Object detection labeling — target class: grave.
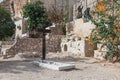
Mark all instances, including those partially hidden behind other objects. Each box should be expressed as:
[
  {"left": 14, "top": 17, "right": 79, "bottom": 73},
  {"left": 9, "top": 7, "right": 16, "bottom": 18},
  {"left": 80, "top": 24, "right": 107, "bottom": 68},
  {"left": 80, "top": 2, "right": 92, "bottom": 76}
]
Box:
[
  {"left": 34, "top": 28, "right": 75, "bottom": 70},
  {"left": 33, "top": 60, "right": 75, "bottom": 71}
]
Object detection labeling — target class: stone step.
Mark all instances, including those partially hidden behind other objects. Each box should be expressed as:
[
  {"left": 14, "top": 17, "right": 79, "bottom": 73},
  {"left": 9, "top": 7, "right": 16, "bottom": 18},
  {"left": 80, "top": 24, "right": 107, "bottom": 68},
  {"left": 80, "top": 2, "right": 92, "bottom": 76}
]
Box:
[{"left": 94, "top": 50, "right": 107, "bottom": 60}]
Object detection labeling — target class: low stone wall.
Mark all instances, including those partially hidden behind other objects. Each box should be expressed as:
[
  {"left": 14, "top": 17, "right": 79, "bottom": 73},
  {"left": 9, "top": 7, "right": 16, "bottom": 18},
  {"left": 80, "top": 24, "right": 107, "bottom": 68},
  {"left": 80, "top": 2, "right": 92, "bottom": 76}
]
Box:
[
  {"left": 61, "top": 39, "right": 96, "bottom": 57},
  {"left": 47, "top": 35, "right": 65, "bottom": 52},
  {"left": 3, "top": 35, "right": 65, "bottom": 57}
]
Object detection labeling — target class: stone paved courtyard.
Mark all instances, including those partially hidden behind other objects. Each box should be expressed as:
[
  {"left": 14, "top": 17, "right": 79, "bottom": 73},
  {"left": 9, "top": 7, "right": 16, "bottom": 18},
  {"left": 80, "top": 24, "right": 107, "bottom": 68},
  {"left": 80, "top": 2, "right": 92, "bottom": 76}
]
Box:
[{"left": 0, "top": 53, "right": 120, "bottom": 80}]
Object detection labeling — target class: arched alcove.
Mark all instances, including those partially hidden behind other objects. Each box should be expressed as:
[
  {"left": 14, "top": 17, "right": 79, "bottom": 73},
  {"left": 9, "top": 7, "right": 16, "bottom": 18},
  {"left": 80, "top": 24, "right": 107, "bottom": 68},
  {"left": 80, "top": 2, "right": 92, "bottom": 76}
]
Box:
[{"left": 64, "top": 44, "right": 67, "bottom": 52}]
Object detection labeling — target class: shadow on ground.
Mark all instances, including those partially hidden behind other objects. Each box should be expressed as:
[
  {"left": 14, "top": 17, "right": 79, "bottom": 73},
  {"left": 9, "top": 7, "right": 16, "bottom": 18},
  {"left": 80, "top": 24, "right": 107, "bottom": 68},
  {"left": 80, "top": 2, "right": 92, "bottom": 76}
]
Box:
[
  {"left": 47, "top": 56, "right": 90, "bottom": 62},
  {"left": 0, "top": 59, "right": 42, "bottom": 74},
  {"left": 0, "top": 56, "right": 97, "bottom": 74}
]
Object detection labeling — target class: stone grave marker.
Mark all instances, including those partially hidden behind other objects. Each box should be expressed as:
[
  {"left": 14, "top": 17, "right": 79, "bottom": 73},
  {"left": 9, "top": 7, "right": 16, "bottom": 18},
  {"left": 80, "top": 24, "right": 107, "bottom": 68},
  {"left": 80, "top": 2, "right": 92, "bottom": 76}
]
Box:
[{"left": 34, "top": 28, "right": 75, "bottom": 71}]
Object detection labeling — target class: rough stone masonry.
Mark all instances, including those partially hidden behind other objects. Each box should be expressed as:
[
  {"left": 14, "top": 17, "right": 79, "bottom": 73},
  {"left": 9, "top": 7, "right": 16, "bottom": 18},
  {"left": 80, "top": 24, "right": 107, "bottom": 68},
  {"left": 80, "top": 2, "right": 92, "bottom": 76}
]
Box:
[{"left": 1, "top": 35, "right": 64, "bottom": 58}]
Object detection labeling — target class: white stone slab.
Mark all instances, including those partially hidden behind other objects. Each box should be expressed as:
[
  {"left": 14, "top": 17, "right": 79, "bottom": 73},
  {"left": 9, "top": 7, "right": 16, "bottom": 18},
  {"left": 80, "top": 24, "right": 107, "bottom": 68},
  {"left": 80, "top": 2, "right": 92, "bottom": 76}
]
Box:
[{"left": 33, "top": 60, "right": 75, "bottom": 71}]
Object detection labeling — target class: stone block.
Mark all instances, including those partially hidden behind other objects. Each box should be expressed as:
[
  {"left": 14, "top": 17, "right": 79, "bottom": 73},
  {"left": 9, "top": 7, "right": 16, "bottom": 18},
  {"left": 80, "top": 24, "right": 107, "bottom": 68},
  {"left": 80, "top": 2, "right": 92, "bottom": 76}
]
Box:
[
  {"left": 97, "top": 43, "right": 108, "bottom": 51},
  {"left": 33, "top": 60, "right": 75, "bottom": 71},
  {"left": 94, "top": 50, "right": 107, "bottom": 60},
  {"left": 61, "top": 39, "right": 95, "bottom": 57}
]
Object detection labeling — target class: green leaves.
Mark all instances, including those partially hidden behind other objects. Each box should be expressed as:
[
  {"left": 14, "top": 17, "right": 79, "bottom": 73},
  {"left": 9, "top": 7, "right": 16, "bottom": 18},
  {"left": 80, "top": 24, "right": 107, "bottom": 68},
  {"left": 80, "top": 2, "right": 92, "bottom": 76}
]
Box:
[
  {"left": 23, "top": 1, "right": 52, "bottom": 31},
  {"left": 90, "top": 0, "right": 120, "bottom": 61},
  {"left": 0, "top": 5, "right": 15, "bottom": 40}
]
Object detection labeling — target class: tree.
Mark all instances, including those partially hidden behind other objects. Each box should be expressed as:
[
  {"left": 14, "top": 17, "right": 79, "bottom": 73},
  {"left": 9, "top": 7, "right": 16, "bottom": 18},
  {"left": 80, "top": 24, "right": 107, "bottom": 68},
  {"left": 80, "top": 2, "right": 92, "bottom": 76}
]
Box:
[
  {"left": 23, "top": 1, "right": 52, "bottom": 32},
  {"left": 0, "top": 5, "right": 15, "bottom": 40},
  {"left": 90, "top": 0, "right": 120, "bottom": 61},
  {"left": 46, "top": 0, "right": 70, "bottom": 35},
  {"left": 46, "top": 5, "right": 64, "bottom": 23}
]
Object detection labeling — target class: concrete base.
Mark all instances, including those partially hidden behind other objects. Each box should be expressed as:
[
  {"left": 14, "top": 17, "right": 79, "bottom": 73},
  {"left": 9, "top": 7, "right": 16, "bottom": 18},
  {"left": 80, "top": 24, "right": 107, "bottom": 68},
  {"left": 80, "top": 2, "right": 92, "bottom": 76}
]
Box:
[{"left": 33, "top": 60, "right": 75, "bottom": 71}]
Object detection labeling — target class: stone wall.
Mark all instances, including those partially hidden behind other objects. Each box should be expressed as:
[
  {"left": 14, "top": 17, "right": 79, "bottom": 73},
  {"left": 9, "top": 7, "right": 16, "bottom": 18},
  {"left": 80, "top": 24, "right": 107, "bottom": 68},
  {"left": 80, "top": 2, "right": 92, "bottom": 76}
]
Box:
[
  {"left": 13, "top": 0, "right": 29, "bottom": 18},
  {"left": 61, "top": 18, "right": 96, "bottom": 57},
  {"left": 50, "top": 24, "right": 64, "bottom": 35},
  {"left": 1, "top": 0, "right": 11, "bottom": 10},
  {"left": 61, "top": 38, "right": 96, "bottom": 57},
  {"left": 47, "top": 35, "right": 65, "bottom": 52},
  {"left": 1, "top": 0, "right": 29, "bottom": 18},
  {"left": 73, "top": 0, "right": 98, "bottom": 20},
  {"left": 2, "top": 0, "right": 98, "bottom": 21},
  {"left": 74, "top": 19, "right": 95, "bottom": 38},
  {"left": 66, "top": 18, "right": 95, "bottom": 39},
  {"left": 66, "top": 22, "right": 74, "bottom": 34},
  {"left": 1, "top": 41, "right": 14, "bottom": 45},
  {"left": 2, "top": 35, "right": 64, "bottom": 58}
]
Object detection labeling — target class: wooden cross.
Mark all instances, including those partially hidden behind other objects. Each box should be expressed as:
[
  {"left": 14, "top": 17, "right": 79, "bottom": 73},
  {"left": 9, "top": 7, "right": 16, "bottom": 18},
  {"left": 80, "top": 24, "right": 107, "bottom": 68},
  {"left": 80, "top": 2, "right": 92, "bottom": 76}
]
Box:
[{"left": 38, "top": 28, "right": 51, "bottom": 60}]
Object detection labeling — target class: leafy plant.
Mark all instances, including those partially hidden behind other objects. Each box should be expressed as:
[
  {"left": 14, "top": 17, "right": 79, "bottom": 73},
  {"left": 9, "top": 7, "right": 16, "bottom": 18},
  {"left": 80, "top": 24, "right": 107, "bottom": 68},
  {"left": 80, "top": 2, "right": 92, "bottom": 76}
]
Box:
[
  {"left": 0, "top": 5, "right": 15, "bottom": 40},
  {"left": 23, "top": 1, "right": 52, "bottom": 32},
  {"left": 90, "top": 0, "right": 120, "bottom": 61}
]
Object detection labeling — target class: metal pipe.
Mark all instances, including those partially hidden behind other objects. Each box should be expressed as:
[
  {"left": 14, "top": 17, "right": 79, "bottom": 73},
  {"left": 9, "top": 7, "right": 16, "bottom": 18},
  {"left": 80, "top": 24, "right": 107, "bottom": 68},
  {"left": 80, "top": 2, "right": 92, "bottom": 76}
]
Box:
[{"left": 42, "top": 29, "right": 46, "bottom": 60}]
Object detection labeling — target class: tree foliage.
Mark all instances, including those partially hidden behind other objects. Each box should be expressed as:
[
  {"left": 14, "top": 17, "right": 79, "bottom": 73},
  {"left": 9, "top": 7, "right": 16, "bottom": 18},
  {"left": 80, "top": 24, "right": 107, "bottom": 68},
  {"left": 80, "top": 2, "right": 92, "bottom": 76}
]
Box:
[
  {"left": 46, "top": 5, "right": 65, "bottom": 23},
  {"left": 23, "top": 1, "right": 52, "bottom": 31},
  {"left": 0, "top": 5, "right": 15, "bottom": 40},
  {"left": 90, "top": 0, "right": 120, "bottom": 61},
  {"left": 46, "top": 0, "right": 70, "bottom": 35}
]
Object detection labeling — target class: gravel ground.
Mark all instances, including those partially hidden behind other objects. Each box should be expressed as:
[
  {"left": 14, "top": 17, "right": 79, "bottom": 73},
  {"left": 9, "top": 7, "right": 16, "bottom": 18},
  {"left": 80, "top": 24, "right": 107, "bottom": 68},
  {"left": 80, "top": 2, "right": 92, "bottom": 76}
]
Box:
[{"left": 0, "top": 52, "right": 120, "bottom": 80}]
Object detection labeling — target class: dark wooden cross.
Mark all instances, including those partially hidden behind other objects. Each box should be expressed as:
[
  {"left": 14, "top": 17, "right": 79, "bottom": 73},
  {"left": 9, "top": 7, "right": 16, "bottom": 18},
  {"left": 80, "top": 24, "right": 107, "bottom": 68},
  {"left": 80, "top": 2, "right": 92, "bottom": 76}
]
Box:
[{"left": 38, "top": 28, "right": 51, "bottom": 60}]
